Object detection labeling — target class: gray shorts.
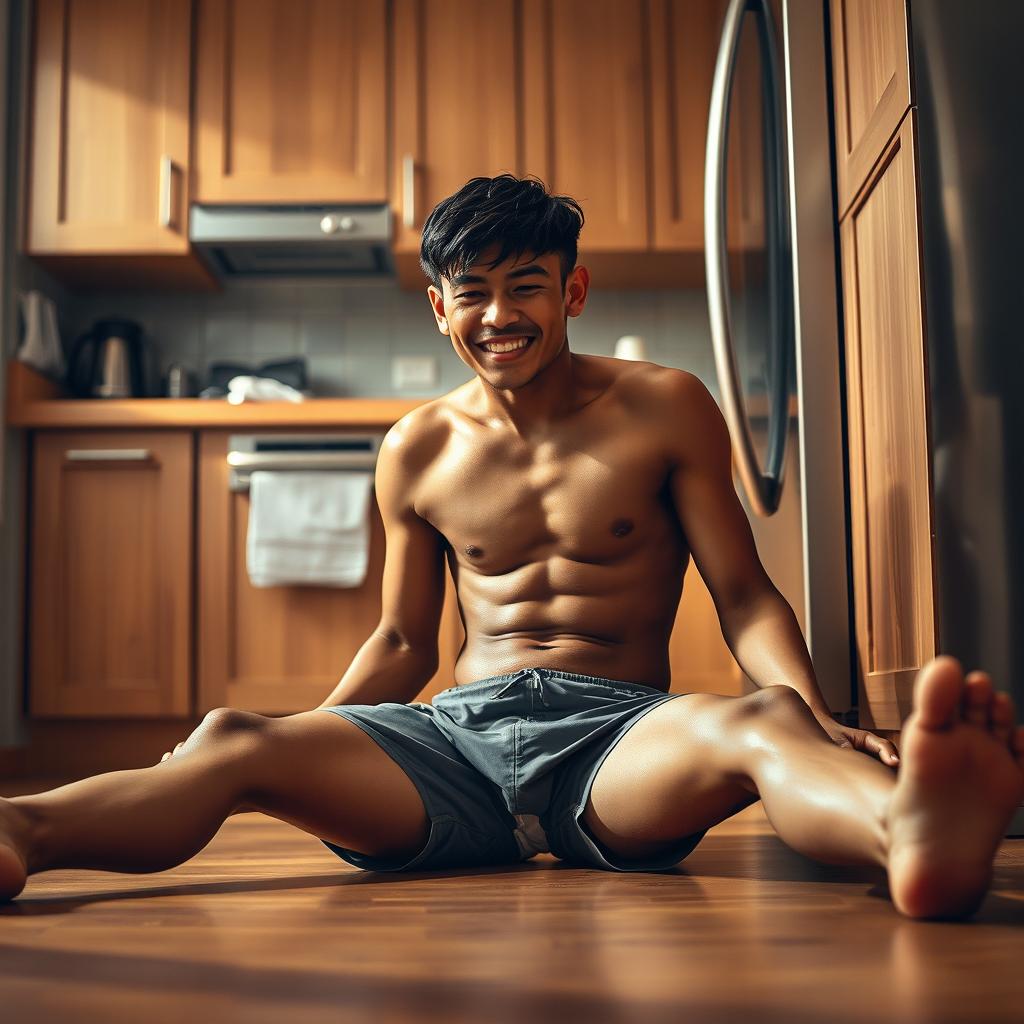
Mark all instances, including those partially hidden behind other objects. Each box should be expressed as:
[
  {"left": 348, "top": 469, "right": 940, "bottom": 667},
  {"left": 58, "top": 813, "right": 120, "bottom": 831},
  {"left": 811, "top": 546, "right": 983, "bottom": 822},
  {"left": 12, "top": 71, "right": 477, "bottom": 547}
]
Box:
[{"left": 318, "top": 667, "right": 706, "bottom": 873}]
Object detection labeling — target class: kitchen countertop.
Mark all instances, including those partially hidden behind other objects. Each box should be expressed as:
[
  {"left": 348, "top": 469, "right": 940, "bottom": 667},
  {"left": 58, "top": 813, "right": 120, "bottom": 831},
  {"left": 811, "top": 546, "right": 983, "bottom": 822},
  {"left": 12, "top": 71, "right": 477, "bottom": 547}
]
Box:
[
  {"left": 5, "top": 361, "right": 797, "bottom": 429},
  {"left": 4, "top": 362, "right": 428, "bottom": 429}
]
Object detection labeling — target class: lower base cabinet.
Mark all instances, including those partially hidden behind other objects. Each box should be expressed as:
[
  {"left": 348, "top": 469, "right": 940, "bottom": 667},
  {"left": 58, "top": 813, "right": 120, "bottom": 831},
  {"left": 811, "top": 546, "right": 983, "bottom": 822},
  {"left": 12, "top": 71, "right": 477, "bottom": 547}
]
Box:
[{"left": 28, "top": 431, "right": 193, "bottom": 717}]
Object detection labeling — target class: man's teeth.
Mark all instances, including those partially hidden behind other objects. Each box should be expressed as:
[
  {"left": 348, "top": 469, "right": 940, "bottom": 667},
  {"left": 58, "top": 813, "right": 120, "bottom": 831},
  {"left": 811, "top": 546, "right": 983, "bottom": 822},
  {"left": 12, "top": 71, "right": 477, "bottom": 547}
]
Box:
[{"left": 481, "top": 337, "right": 531, "bottom": 353}]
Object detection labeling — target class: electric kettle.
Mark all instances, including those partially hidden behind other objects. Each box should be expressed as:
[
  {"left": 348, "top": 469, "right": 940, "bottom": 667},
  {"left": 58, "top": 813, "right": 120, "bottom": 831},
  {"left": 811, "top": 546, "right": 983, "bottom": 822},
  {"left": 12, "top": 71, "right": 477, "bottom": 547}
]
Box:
[{"left": 67, "top": 319, "right": 146, "bottom": 398}]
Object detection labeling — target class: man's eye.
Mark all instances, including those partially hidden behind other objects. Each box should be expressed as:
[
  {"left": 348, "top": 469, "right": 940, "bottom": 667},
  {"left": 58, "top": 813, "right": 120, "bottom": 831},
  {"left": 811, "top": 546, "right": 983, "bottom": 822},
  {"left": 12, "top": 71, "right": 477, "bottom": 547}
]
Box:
[
  {"left": 515, "top": 286, "right": 541, "bottom": 293},
  {"left": 456, "top": 292, "right": 482, "bottom": 300}
]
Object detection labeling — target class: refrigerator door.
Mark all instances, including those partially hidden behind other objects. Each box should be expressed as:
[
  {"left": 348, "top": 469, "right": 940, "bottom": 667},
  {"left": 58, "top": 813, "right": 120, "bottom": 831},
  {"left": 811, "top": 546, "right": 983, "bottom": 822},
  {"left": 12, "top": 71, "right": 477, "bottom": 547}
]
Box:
[
  {"left": 704, "top": 0, "right": 852, "bottom": 713},
  {"left": 910, "top": 0, "right": 1024, "bottom": 713}
]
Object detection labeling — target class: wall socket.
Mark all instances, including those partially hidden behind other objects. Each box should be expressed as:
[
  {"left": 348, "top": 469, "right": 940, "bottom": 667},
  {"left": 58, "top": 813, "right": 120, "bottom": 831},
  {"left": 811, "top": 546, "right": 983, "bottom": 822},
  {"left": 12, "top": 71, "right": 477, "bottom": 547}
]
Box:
[{"left": 391, "top": 355, "right": 439, "bottom": 390}]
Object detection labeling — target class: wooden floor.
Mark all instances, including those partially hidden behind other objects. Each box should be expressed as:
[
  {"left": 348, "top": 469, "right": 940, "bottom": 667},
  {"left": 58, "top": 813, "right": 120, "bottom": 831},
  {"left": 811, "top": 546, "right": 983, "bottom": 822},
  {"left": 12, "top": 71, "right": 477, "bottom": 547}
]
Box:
[{"left": 2, "top": 797, "right": 1024, "bottom": 1023}]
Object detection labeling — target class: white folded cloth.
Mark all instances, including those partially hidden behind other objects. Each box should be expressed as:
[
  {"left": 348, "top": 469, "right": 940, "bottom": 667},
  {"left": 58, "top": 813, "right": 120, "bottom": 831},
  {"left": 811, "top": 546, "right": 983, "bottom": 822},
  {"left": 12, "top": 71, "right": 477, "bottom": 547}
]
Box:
[
  {"left": 228, "top": 375, "right": 306, "bottom": 403},
  {"left": 246, "top": 470, "right": 374, "bottom": 588}
]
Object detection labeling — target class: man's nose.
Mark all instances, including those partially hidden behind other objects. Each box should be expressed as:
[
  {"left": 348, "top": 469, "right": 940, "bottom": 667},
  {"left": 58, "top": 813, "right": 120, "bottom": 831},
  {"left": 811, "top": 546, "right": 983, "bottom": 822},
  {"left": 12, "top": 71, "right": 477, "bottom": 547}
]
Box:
[{"left": 481, "top": 295, "right": 519, "bottom": 329}]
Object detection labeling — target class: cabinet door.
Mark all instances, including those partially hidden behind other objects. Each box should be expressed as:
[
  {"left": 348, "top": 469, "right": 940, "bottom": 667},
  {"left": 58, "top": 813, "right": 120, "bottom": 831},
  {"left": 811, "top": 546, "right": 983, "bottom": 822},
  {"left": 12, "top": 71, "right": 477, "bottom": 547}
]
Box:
[
  {"left": 391, "top": 0, "right": 521, "bottom": 280},
  {"left": 648, "top": 0, "right": 722, "bottom": 251},
  {"left": 668, "top": 566, "right": 743, "bottom": 697},
  {"left": 520, "top": 0, "right": 648, "bottom": 252},
  {"left": 830, "top": 0, "right": 912, "bottom": 217},
  {"left": 840, "top": 112, "right": 935, "bottom": 730},
  {"left": 29, "top": 432, "right": 193, "bottom": 718},
  {"left": 28, "top": 0, "right": 192, "bottom": 254},
  {"left": 194, "top": 0, "right": 387, "bottom": 203},
  {"left": 197, "top": 431, "right": 460, "bottom": 714}
]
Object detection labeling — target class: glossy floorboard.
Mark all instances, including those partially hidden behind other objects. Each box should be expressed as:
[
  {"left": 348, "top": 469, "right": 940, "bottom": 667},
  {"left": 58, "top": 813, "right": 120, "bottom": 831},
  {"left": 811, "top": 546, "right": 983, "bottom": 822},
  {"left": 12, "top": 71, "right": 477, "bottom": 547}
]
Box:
[{"left": 1, "top": 792, "right": 1023, "bottom": 1023}]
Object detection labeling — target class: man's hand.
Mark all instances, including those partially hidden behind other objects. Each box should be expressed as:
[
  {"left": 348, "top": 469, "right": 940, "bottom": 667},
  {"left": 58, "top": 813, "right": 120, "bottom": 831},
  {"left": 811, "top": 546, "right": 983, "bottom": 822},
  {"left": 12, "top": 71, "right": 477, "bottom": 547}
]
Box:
[
  {"left": 813, "top": 713, "right": 901, "bottom": 768},
  {"left": 158, "top": 741, "right": 185, "bottom": 764}
]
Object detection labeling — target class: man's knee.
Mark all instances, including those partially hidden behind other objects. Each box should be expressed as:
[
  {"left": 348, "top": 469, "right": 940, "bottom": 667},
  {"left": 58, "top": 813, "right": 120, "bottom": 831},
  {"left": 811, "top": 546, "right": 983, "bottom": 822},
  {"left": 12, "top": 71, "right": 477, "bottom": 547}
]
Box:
[
  {"left": 723, "top": 685, "right": 815, "bottom": 727},
  {"left": 188, "top": 707, "right": 268, "bottom": 748}
]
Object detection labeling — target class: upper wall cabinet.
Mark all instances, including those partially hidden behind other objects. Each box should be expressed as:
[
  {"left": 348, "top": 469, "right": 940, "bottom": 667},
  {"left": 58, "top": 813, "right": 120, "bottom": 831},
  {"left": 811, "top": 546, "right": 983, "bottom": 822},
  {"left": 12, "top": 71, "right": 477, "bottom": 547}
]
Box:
[
  {"left": 27, "top": 0, "right": 213, "bottom": 286},
  {"left": 521, "top": 0, "right": 648, "bottom": 252},
  {"left": 391, "top": 0, "right": 522, "bottom": 282},
  {"left": 829, "top": 0, "right": 913, "bottom": 217},
  {"left": 648, "top": 0, "right": 723, "bottom": 252},
  {"left": 194, "top": 0, "right": 387, "bottom": 204}
]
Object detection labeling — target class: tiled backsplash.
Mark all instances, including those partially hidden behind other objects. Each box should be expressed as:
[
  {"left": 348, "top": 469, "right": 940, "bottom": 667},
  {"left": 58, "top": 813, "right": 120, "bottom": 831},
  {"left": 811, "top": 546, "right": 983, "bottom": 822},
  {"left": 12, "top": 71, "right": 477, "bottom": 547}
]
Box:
[{"left": 65, "top": 280, "right": 718, "bottom": 399}]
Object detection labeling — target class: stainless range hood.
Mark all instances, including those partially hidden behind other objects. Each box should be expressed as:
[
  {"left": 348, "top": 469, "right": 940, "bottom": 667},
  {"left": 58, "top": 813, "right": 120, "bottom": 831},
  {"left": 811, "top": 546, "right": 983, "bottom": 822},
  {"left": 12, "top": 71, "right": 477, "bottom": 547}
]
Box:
[{"left": 189, "top": 205, "right": 393, "bottom": 278}]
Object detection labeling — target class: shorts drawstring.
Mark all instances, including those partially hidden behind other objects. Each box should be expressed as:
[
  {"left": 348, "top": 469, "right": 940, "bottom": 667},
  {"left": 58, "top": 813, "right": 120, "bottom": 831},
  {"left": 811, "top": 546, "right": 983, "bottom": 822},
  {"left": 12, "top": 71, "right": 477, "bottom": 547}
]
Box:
[
  {"left": 531, "top": 668, "right": 551, "bottom": 708},
  {"left": 493, "top": 668, "right": 551, "bottom": 708}
]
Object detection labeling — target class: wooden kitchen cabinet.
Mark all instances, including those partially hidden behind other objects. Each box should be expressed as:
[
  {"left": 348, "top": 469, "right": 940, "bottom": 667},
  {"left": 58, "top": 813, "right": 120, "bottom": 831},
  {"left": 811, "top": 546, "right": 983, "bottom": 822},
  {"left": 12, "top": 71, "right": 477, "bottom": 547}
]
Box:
[
  {"left": 196, "top": 431, "right": 463, "bottom": 714},
  {"left": 194, "top": 0, "right": 387, "bottom": 204},
  {"left": 830, "top": 0, "right": 913, "bottom": 217},
  {"left": 839, "top": 111, "right": 936, "bottom": 730},
  {"left": 28, "top": 431, "right": 193, "bottom": 718},
  {"left": 391, "top": 0, "right": 522, "bottom": 286},
  {"left": 520, "top": 0, "right": 648, "bottom": 253},
  {"left": 648, "top": 0, "right": 723, "bottom": 252},
  {"left": 27, "top": 0, "right": 213, "bottom": 288}
]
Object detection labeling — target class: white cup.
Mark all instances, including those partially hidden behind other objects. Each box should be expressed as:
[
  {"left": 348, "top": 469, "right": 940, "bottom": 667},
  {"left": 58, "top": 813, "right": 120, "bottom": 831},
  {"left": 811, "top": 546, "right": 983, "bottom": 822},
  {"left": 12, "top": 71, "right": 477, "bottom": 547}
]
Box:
[{"left": 614, "top": 335, "right": 647, "bottom": 361}]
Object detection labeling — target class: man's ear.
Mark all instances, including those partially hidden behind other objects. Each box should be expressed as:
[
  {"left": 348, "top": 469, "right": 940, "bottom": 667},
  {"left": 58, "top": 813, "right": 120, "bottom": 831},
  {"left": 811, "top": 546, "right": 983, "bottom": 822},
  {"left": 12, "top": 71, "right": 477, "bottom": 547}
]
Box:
[
  {"left": 427, "top": 285, "right": 450, "bottom": 336},
  {"left": 564, "top": 265, "right": 590, "bottom": 318}
]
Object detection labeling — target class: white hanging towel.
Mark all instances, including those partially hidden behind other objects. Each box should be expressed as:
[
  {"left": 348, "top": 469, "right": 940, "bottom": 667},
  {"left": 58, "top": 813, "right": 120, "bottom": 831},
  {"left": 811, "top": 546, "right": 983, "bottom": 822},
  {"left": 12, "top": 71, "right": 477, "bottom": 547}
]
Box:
[{"left": 246, "top": 470, "right": 374, "bottom": 588}]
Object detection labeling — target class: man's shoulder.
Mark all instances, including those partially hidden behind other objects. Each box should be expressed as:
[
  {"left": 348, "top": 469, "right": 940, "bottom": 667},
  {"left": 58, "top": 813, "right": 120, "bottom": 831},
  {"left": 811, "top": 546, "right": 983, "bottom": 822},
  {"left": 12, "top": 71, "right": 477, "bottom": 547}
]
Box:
[
  {"left": 612, "top": 361, "right": 713, "bottom": 417},
  {"left": 380, "top": 383, "right": 473, "bottom": 470}
]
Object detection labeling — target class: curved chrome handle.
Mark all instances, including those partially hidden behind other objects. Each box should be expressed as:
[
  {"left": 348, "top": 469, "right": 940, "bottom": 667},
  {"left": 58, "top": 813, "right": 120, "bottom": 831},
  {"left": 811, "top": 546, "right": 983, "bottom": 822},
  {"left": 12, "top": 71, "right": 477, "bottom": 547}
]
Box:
[
  {"left": 402, "top": 154, "right": 416, "bottom": 230},
  {"left": 704, "top": 0, "right": 789, "bottom": 517}
]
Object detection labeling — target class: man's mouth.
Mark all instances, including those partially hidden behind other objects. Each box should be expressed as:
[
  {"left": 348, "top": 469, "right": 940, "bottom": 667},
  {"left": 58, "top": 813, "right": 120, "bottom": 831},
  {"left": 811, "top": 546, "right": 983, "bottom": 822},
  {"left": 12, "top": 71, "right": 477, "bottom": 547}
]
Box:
[{"left": 476, "top": 336, "right": 534, "bottom": 355}]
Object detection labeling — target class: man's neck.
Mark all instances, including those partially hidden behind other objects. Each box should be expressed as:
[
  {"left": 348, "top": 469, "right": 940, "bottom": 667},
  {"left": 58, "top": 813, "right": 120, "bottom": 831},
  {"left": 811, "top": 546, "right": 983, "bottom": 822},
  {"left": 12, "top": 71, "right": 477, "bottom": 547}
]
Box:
[{"left": 473, "top": 345, "right": 582, "bottom": 438}]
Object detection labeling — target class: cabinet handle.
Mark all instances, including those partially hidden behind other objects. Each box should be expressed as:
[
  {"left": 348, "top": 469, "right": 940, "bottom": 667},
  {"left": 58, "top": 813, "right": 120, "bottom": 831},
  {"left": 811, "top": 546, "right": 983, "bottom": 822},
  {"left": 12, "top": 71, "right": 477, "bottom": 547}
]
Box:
[
  {"left": 402, "top": 154, "right": 416, "bottom": 230},
  {"left": 65, "top": 449, "right": 154, "bottom": 463},
  {"left": 159, "top": 156, "right": 176, "bottom": 230}
]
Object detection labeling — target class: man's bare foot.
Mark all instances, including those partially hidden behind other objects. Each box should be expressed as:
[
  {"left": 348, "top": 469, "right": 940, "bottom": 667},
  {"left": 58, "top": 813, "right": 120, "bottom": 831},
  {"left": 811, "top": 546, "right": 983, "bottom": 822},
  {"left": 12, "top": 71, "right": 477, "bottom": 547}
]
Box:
[
  {"left": 886, "top": 655, "right": 1024, "bottom": 919},
  {"left": 0, "top": 798, "right": 30, "bottom": 901}
]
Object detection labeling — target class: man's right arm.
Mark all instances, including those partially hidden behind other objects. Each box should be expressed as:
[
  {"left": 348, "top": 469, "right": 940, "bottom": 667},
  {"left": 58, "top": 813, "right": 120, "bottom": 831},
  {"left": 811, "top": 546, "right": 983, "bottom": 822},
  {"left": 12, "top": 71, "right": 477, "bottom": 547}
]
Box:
[{"left": 315, "top": 413, "right": 447, "bottom": 709}]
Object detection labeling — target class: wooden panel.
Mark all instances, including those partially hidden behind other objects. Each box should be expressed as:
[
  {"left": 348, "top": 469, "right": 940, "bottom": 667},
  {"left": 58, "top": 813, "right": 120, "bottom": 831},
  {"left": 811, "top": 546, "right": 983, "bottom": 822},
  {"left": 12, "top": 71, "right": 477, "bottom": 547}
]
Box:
[
  {"left": 647, "top": 0, "right": 721, "bottom": 251},
  {"left": 839, "top": 112, "right": 935, "bottom": 730},
  {"left": 197, "top": 431, "right": 460, "bottom": 714},
  {"left": 830, "top": 0, "right": 912, "bottom": 217},
  {"left": 29, "top": 431, "right": 193, "bottom": 717},
  {"left": 521, "top": 0, "right": 648, "bottom": 251},
  {"left": 28, "top": 0, "right": 193, "bottom": 253},
  {"left": 391, "top": 0, "right": 520, "bottom": 253},
  {"left": 668, "top": 564, "right": 743, "bottom": 697},
  {"left": 194, "top": 0, "right": 387, "bottom": 203}
]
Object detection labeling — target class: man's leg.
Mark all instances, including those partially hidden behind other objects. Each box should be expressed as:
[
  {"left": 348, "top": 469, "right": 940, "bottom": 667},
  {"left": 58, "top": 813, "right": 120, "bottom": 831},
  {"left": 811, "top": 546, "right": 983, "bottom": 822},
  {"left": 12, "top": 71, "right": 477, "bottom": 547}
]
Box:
[
  {"left": 0, "top": 709, "right": 432, "bottom": 900},
  {"left": 583, "top": 657, "right": 1024, "bottom": 918}
]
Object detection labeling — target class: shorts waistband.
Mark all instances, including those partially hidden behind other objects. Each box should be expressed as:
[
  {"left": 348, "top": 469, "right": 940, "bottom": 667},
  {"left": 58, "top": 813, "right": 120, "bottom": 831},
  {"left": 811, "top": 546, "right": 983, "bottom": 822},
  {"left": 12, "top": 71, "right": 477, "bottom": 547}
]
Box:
[{"left": 435, "top": 667, "right": 669, "bottom": 698}]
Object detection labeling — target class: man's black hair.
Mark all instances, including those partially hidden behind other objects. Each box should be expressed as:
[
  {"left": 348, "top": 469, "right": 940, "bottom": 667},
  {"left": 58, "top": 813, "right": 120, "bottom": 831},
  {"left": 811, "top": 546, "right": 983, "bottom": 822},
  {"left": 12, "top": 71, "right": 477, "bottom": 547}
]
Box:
[{"left": 419, "top": 174, "right": 584, "bottom": 291}]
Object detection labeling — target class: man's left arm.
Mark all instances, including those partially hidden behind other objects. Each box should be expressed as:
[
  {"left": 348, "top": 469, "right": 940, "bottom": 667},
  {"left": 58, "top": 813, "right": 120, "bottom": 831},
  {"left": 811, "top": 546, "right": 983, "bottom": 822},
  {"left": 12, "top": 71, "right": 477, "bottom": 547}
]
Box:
[{"left": 661, "top": 370, "right": 899, "bottom": 767}]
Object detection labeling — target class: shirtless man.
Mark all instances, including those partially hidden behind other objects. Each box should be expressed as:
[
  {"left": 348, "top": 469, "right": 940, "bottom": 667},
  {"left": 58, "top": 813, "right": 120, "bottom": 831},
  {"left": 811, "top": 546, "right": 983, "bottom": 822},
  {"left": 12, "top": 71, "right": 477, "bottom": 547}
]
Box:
[{"left": 1, "top": 175, "right": 1022, "bottom": 918}]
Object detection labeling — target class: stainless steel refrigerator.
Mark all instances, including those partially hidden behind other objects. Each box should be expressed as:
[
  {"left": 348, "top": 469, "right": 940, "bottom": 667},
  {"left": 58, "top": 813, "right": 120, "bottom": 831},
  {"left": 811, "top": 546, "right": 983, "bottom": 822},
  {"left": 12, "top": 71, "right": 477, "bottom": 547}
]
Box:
[
  {"left": 704, "top": 0, "right": 853, "bottom": 717},
  {"left": 706, "top": 0, "right": 1024, "bottom": 835},
  {"left": 908, "top": 0, "right": 1024, "bottom": 716}
]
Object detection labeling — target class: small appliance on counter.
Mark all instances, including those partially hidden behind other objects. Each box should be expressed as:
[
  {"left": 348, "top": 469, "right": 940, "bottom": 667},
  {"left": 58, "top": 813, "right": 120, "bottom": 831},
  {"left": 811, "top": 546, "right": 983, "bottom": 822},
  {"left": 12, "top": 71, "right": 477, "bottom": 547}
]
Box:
[
  {"left": 163, "top": 363, "right": 196, "bottom": 398},
  {"left": 66, "top": 318, "right": 147, "bottom": 398}
]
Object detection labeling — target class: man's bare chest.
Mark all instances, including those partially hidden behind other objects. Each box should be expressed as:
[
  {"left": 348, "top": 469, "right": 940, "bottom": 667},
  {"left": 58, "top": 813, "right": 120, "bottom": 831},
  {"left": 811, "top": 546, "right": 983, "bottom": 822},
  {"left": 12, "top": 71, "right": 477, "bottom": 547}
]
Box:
[{"left": 415, "top": 430, "right": 682, "bottom": 575}]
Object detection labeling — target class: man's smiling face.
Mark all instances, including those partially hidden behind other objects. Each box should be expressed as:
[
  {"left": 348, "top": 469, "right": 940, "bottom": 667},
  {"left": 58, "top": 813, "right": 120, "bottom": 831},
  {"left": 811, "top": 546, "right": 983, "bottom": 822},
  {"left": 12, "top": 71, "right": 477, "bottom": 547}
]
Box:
[{"left": 427, "top": 247, "right": 589, "bottom": 390}]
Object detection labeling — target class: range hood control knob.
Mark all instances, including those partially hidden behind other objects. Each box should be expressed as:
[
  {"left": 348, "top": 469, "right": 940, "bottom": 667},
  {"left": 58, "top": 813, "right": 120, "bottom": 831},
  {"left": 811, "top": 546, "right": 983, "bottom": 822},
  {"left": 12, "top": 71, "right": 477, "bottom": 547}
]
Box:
[{"left": 320, "top": 214, "right": 356, "bottom": 234}]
